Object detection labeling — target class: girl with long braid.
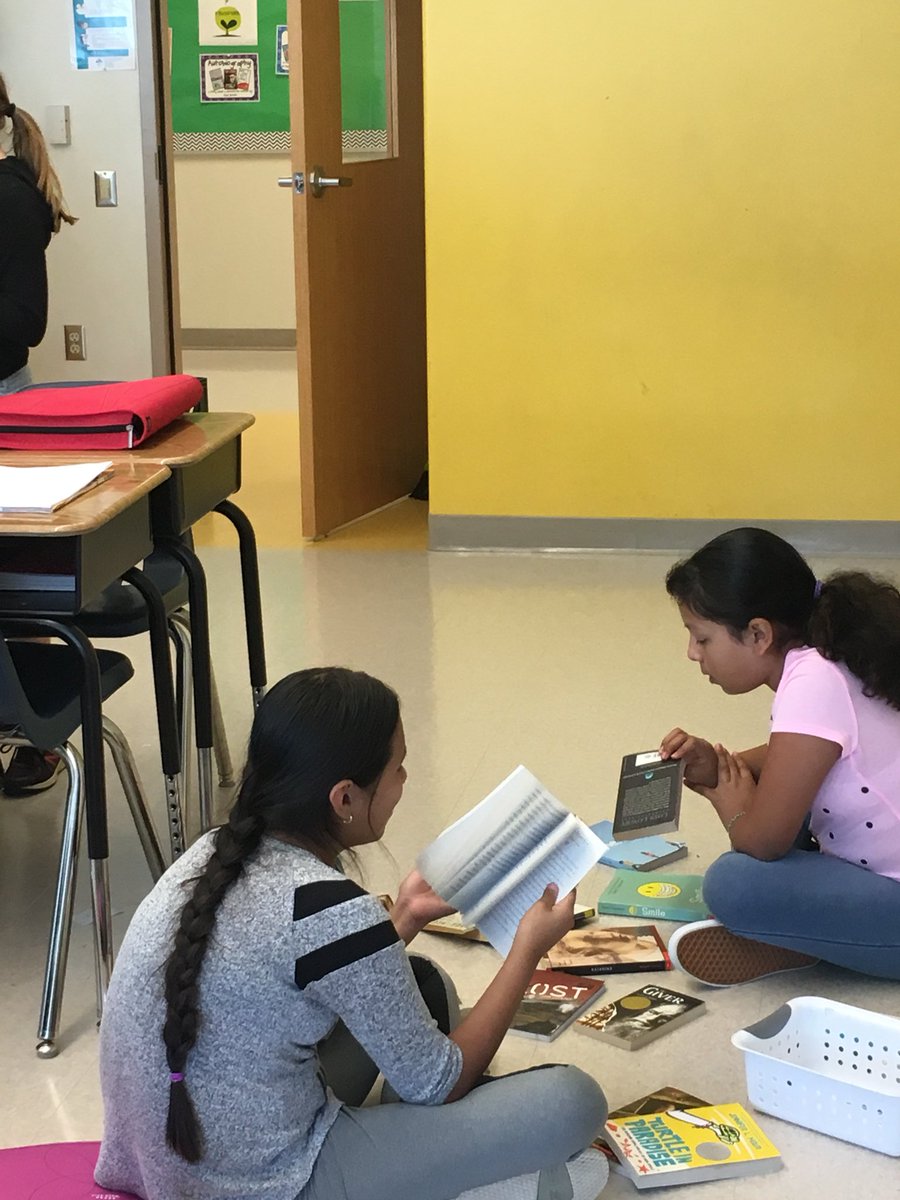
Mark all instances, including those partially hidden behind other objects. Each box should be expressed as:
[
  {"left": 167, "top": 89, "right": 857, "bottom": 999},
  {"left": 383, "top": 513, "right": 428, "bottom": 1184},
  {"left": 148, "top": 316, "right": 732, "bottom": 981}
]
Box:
[
  {"left": 96, "top": 668, "right": 609, "bottom": 1200},
  {"left": 658, "top": 528, "right": 900, "bottom": 986}
]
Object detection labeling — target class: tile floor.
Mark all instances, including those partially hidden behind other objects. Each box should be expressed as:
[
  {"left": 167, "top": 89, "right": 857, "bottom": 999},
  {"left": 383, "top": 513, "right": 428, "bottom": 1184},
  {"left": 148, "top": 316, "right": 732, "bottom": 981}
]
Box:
[{"left": 1, "top": 351, "right": 898, "bottom": 1196}]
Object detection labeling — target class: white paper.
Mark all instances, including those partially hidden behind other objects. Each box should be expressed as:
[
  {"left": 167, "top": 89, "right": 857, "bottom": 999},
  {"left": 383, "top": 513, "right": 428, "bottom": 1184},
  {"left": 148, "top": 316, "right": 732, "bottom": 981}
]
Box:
[
  {"left": 71, "top": 0, "right": 136, "bottom": 72},
  {"left": 198, "top": 0, "right": 258, "bottom": 46},
  {"left": 0, "top": 461, "right": 113, "bottom": 513},
  {"left": 417, "top": 766, "right": 607, "bottom": 956}
]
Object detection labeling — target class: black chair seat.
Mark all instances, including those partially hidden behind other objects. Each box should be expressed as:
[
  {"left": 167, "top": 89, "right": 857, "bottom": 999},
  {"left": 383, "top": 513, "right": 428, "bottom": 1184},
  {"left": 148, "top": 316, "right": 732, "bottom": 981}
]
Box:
[
  {"left": 1, "top": 643, "right": 133, "bottom": 747},
  {"left": 74, "top": 551, "right": 189, "bottom": 638}
]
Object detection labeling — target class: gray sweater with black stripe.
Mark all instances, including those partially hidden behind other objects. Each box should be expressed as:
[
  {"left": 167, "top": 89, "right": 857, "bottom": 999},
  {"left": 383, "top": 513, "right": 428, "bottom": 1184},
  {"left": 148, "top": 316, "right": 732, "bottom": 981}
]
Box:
[{"left": 95, "top": 833, "right": 462, "bottom": 1199}]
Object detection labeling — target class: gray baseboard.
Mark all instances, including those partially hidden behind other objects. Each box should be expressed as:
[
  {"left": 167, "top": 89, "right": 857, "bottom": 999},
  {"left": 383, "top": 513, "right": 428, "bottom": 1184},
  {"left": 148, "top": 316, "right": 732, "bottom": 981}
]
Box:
[
  {"left": 181, "top": 328, "right": 296, "bottom": 351},
  {"left": 428, "top": 515, "right": 900, "bottom": 556}
]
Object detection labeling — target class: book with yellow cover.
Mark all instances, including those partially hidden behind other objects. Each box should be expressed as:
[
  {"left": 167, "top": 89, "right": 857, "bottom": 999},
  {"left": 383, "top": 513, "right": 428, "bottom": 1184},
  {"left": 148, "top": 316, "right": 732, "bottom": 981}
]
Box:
[{"left": 603, "top": 1103, "right": 782, "bottom": 1188}]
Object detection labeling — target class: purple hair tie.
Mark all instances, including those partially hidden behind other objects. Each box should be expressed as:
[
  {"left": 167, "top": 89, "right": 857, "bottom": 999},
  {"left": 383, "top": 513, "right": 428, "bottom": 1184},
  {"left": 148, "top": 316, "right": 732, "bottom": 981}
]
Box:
[
  {"left": 814, "top": 579, "right": 823, "bottom": 600},
  {"left": 169, "top": 1072, "right": 184, "bottom": 1083}
]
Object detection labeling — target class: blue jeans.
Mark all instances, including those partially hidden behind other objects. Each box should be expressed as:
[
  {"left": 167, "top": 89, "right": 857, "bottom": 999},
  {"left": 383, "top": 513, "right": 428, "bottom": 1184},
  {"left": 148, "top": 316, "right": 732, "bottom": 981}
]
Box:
[
  {"left": 704, "top": 850, "right": 900, "bottom": 979},
  {"left": 0, "top": 364, "right": 32, "bottom": 394}
]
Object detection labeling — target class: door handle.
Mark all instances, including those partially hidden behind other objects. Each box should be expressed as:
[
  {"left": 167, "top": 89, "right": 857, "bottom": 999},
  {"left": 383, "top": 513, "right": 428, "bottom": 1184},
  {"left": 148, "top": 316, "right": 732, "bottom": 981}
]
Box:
[
  {"left": 309, "top": 166, "right": 352, "bottom": 199},
  {"left": 276, "top": 173, "right": 305, "bottom": 194}
]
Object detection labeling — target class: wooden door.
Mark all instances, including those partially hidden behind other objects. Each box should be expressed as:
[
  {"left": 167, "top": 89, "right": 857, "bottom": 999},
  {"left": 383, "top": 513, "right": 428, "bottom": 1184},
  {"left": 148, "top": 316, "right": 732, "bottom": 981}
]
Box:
[{"left": 287, "top": 0, "right": 427, "bottom": 538}]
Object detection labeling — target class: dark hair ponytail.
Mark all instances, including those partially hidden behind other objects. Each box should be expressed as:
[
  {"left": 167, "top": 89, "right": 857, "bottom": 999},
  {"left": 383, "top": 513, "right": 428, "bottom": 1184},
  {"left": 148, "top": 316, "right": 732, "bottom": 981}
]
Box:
[
  {"left": 163, "top": 811, "right": 264, "bottom": 1162},
  {"left": 666, "top": 527, "right": 900, "bottom": 709},
  {"left": 809, "top": 572, "right": 900, "bottom": 710},
  {"left": 161, "top": 667, "right": 400, "bottom": 1162}
]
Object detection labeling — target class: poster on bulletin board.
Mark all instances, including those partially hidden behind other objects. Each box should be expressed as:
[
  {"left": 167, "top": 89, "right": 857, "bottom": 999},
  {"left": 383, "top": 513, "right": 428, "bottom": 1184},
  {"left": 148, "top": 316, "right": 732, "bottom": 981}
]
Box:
[{"left": 170, "top": 0, "right": 288, "bottom": 153}]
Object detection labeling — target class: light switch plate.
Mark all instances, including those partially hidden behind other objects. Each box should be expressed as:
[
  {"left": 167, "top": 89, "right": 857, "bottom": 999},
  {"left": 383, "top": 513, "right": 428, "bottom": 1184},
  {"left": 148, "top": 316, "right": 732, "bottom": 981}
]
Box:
[{"left": 94, "top": 170, "right": 118, "bottom": 208}]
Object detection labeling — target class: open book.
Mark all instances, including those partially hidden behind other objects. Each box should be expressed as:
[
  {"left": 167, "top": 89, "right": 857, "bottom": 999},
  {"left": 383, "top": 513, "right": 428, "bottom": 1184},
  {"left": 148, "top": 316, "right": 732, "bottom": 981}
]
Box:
[
  {"left": 0, "top": 461, "right": 113, "bottom": 513},
  {"left": 417, "top": 766, "right": 607, "bottom": 955}
]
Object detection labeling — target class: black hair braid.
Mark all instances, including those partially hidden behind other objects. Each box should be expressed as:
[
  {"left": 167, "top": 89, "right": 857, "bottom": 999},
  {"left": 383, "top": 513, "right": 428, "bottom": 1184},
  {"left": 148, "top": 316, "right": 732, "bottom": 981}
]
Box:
[
  {"left": 810, "top": 571, "right": 900, "bottom": 710},
  {"left": 162, "top": 811, "right": 264, "bottom": 1162}
]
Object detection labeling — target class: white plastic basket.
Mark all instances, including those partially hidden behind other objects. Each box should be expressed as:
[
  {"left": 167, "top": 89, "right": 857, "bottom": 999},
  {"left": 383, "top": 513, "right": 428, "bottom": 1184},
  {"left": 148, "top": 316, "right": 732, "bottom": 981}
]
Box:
[{"left": 731, "top": 996, "right": 900, "bottom": 1156}]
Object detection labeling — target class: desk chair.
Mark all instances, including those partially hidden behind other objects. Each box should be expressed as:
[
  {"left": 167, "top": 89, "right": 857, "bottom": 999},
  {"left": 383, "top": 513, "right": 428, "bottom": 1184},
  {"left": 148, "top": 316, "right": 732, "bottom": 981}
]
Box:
[
  {"left": 0, "top": 619, "right": 164, "bottom": 1058},
  {"left": 73, "top": 547, "right": 235, "bottom": 851}
]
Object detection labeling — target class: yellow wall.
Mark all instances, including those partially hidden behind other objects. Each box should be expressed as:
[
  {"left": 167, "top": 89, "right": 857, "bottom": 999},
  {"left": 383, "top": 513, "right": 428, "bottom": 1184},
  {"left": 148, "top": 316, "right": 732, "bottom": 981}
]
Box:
[{"left": 424, "top": 0, "right": 900, "bottom": 521}]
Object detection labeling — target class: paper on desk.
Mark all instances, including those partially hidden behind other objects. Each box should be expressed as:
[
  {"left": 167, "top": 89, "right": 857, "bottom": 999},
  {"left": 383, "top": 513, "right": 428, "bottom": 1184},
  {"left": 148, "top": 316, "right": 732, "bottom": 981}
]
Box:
[{"left": 0, "top": 461, "right": 113, "bottom": 513}]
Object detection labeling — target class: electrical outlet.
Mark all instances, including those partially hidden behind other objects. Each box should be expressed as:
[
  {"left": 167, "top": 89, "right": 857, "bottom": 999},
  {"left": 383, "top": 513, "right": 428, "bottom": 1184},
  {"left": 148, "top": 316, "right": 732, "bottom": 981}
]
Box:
[{"left": 64, "top": 324, "right": 86, "bottom": 361}]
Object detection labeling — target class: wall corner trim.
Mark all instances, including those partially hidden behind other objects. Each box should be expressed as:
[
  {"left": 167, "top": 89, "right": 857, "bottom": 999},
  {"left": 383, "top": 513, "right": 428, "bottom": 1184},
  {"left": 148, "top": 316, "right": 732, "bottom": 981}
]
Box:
[{"left": 428, "top": 515, "right": 900, "bottom": 557}]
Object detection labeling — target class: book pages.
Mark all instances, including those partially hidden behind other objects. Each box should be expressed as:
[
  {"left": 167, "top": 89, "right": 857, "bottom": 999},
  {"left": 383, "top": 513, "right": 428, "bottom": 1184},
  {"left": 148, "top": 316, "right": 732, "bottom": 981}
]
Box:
[{"left": 417, "top": 765, "right": 607, "bottom": 956}]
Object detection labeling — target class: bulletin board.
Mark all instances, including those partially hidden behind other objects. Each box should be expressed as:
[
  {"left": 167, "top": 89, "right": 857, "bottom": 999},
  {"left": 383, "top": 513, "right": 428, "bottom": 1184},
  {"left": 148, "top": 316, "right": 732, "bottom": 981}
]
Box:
[
  {"left": 169, "top": 1, "right": 390, "bottom": 156},
  {"left": 170, "top": 0, "right": 290, "bottom": 154}
]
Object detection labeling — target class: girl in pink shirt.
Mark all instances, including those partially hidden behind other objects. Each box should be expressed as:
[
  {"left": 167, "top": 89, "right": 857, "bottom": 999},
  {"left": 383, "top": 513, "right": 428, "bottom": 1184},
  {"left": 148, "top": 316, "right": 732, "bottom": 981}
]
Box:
[{"left": 659, "top": 526, "right": 900, "bottom": 986}]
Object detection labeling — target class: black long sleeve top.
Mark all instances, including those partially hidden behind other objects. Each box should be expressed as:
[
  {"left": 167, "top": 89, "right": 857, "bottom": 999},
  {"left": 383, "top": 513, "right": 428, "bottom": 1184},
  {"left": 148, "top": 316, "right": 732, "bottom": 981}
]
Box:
[{"left": 0, "top": 157, "right": 54, "bottom": 381}]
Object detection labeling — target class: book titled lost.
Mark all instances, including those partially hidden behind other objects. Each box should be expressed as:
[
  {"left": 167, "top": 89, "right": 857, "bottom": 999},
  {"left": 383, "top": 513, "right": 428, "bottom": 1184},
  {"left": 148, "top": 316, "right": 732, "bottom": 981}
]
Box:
[
  {"left": 576, "top": 983, "right": 705, "bottom": 1049},
  {"left": 509, "top": 969, "right": 606, "bottom": 1041},
  {"left": 603, "top": 1102, "right": 782, "bottom": 1188},
  {"left": 597, "top": 870, "right": 709, "bottom": 924},
  {"left": 417, "top": 766, "right": 606, "bottom": 956}
]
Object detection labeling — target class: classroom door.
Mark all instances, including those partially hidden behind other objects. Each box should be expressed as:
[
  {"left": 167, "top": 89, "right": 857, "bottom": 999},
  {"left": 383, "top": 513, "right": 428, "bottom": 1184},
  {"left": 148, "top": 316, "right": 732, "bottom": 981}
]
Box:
[{"left": 285, "top": 0, "right": 427, "bottom": 538}]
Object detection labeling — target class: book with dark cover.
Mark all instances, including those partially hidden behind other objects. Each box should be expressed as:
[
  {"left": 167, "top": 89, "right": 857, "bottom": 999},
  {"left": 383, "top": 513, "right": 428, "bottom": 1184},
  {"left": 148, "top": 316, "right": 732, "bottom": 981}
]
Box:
[
  {"left": 603, "top": 1102, "right": 782, "bottom": 1188},
  {"left": 576, "top": 983, "right": 705, "bottom": 1050},
  {"left": 596, "top": 870, "right": 709, "bottom": 924},
  {"left": 612, "top": 751, "right": 684, "bottom": 841},
  {"left": 593, "top": 1086, "right": 710, "bottom": 1161},
  {"left": 544, "top": 924, "right": 670, "bottom": 975},
  {"left": 508, "top": 969, "right": 606, "bottom": 1041}
]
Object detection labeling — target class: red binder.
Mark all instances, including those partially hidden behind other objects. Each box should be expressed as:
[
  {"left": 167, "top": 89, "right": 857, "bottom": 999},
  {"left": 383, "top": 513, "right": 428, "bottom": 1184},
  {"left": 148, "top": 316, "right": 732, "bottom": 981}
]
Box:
[{"left": 0, "top": 375, "right": 203, "bottom": 450}]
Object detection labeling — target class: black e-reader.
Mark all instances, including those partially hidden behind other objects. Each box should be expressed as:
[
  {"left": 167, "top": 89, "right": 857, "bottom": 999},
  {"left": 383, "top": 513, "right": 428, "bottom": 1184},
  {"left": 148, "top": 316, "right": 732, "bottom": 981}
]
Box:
[{"left": 612, "top": 751, "right": 684, "bottom": 841}]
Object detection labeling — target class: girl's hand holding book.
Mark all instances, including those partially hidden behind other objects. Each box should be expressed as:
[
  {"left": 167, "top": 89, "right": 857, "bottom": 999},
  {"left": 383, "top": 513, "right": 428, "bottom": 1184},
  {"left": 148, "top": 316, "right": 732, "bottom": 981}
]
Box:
[
  {"left": 512, "top": 884, "right": 576, "bottom": 962},
  {"left": 659, "top": 728, "right": 719, "bottom": 790},
  {"left": 392, "top": 868, "right": 457, "bottom": 943}
]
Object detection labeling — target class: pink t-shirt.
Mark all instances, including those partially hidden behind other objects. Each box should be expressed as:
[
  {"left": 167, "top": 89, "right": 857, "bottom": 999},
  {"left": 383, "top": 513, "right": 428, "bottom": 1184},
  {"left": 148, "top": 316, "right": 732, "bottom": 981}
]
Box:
[{"left": 770, "top": 647, "right": 900, "bottom": 881}]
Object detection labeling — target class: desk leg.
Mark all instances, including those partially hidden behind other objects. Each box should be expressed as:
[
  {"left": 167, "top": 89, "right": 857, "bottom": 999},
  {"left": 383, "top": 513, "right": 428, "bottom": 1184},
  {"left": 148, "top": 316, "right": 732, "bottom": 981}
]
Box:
[
  {"left": 159, "top": 540, "right": 215, "bottom": 833},
  {"left": 123, "top": 568, "right": 186, "bottom": 860},
  {"left": 7, "top": 619, "right": 112, "bottom": 1048},
  {"left": 90, "top": 856, "right": 113, "bottom": 1026},
  {"left": 35, "top": 741, "right": 83, "bottom": 1059},
  {"left": 214, "top": 500, "right": 268, "bottom": 709}
]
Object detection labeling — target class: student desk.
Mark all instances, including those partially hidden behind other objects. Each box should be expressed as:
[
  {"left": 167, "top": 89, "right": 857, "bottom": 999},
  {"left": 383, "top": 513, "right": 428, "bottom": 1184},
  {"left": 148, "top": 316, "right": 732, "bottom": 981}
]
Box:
[
  {"left": 0, "top": 412, "right": 265, "bottom": 832},
  {"left": 0, "top": 460, "right": 175, "bottom": 1033},
  {"left": 104, "top": 412, "right": 263, "bottom": 831}
]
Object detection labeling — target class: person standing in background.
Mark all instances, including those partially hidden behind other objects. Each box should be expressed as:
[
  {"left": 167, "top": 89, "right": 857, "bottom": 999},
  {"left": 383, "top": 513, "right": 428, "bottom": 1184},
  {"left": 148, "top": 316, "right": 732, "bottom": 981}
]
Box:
[
  {"left": 0, "top": 72, "right": 75, "bottom": 396},
  {"left": 0, "top": 72, "right": 76, "bottom": 793}
]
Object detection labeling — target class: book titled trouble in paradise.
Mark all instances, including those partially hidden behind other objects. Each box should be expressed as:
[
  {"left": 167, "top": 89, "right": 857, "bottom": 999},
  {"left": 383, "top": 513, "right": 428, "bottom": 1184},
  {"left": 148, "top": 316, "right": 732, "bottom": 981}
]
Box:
[{"left": 603, "top": 1102, "right": 782, "bottom": 1188}]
